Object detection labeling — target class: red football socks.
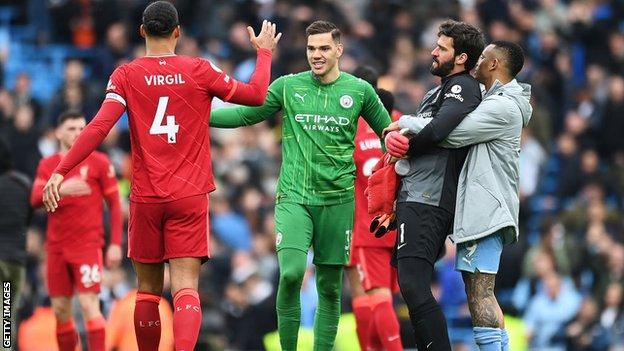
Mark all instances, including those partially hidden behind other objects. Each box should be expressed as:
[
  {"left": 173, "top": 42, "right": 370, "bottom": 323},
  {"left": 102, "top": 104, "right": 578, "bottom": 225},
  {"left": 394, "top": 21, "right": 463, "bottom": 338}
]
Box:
[
  {"left": 135, "top": 291, "right": 162, "bottom": 351},
  {"left": 370, "top": 293, "right": 403, "bottom": 351},
  {"left": 86, "top": 315, "right": 106, "bottom": 351},
  {"left": 353, "top": 295, "right": 383, "bottom": 351},
  {"left": 56, "top": 319, "right": 79, "bottom": 351},
  {"left": 173, "top": 288, "right": 202, "bottom": 351}
]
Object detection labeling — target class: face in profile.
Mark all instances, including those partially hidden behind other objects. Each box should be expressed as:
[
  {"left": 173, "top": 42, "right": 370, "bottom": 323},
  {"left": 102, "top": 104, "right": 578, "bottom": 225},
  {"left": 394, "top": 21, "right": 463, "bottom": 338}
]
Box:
[
  {"left": 430, "top": 35, "right": 456, "bottom": 77},
  {"left": 474, "top": 44, "right": 497, "bottom": 84},
  {"left": 306, "top": 32, "right": 343, "bottom": 78}
]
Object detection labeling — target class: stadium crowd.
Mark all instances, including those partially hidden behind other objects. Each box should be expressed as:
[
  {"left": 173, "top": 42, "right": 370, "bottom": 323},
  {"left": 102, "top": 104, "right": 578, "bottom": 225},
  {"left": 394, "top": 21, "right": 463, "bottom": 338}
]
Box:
[{"left": 1, "top": 0, "right": 624, "bottom": 350}]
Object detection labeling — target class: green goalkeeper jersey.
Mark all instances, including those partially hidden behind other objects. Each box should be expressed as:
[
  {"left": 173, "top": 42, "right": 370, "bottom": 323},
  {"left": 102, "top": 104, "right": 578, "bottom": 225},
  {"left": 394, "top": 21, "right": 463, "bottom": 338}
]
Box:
[{"left": 211, "top": 71, "right": 391, "bottom": 205}]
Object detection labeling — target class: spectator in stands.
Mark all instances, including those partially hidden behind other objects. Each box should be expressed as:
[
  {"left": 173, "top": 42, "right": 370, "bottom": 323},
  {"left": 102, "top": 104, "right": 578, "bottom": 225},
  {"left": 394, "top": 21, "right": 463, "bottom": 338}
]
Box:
[
  {"left": 519, "top": 128, "right": 546, "bottom": 201},
  {"left": 2, "top": 105, "right": 41, "bottom": 178},
  {"left": 523, "top": 270, "right": 582, "bottom": 350},
  {"left": 48, "top": 60, "right": 97, "bottom": 126},
  {"left": 598, "top": 76, "right": 624, "bottom": 160},
  {"left": 560, "top": 296, "right": 610, "bottom": 350},
  {"left": 10, "top": 73, "right": 42, "bottom": 125}
]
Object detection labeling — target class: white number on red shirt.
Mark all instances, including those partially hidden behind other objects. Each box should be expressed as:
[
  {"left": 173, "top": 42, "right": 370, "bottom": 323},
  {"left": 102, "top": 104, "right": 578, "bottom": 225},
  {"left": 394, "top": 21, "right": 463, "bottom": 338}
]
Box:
[{"left": 149, "top": 96, "right": 179, "bottom": 143}]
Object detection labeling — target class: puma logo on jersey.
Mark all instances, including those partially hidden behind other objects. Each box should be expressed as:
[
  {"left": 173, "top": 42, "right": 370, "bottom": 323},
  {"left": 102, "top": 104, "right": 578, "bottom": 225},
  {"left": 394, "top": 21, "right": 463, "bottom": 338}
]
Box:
[{"left": 294, "top": 92, "right": 306, "bottom": 102}]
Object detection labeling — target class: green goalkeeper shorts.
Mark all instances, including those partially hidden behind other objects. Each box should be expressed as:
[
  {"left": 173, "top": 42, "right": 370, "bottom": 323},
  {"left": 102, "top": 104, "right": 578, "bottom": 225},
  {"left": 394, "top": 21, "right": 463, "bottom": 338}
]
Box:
[{"left": 274, "top": 201, "right": 354, "bottom": 265}]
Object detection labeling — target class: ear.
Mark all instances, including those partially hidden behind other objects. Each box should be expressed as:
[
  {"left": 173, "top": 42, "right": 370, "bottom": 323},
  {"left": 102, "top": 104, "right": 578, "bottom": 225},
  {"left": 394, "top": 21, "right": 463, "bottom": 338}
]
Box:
[
  {"left": 455, "top": 52, "right": 468, "bottom": 66},
  {"left": 490, "top": 58, "right": 499, "bottom": 71},
  {"left": 336, "top": 43, "right": 344, "bottom": 58},
  {"left": 139, "top": 24, "right": 146, "bottom": 39},
  {"left": 173, "top": 26, "right": 181, "bottom": 39},
  {"left": 54, "top": 127, "right": 62, "bottom": 141}
]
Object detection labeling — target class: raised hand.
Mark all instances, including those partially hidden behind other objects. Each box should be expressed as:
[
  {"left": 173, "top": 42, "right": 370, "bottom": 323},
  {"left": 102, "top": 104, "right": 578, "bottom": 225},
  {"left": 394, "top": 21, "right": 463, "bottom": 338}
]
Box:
[{"left": 247, "top": 20, "right": 282, "bottom": 51}]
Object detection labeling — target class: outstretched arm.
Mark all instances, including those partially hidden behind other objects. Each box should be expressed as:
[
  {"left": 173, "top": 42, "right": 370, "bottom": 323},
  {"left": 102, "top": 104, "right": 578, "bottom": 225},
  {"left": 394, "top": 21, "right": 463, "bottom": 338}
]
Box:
[
  {"left": 210, "top": 77, "right": 284, "bottom": 128},
  {"left": 405, "top": 90, "right": 480, "bottom": 155},
  {"left": 42, "top": 100, "right": 125, "bottom": 212}
]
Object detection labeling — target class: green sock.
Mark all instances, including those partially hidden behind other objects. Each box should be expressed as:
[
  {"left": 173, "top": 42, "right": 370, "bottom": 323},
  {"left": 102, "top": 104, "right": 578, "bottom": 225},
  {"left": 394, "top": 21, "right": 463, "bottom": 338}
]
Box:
[
  {"left": 276, "top": 249, "right": 307, "bottom": 351},
  {"left": 313, "top": 264, "right": 343, "bottom": 351}
]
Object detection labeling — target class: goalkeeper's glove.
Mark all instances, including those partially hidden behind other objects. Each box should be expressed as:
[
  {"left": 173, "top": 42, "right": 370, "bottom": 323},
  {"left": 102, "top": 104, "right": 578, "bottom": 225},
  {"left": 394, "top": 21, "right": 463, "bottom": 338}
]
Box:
[{"left": 369, "top": 212, "right": 397, "bottom": 238}]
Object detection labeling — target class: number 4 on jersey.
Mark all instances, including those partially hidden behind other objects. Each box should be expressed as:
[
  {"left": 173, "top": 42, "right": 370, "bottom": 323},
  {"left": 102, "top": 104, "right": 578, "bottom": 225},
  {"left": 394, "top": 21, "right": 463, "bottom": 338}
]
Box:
[{"left": 150, "top": 96, "right": 179, "bottom": 143}]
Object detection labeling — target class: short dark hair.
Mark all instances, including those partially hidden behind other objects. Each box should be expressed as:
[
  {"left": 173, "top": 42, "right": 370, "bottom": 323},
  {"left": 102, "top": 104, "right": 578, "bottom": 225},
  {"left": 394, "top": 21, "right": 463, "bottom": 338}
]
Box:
[
  {"left": 305, "top": 20, "right": 341, "bottom": 42},
  {"left": 491, "top": 40, "right": 525, "bottom": 77},
  {"left": 142, "top": 1, "right": 179, "bottom": 38},
  {"left": 353, "top": 66, "right": 379, "bottom": 87},
  {"left": 438, "top": 20, "right": 485, "bottom": 71},
  {"left": 376, "top": 89, "right": 394, "bottom": 115},
  {"left": 58, "top": 110, "right": 85, "bottom": 126}
]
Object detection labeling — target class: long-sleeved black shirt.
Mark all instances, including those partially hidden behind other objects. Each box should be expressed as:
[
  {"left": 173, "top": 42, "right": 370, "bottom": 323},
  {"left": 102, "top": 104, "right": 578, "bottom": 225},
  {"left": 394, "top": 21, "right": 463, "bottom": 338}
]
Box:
[{"left": 396, "top": 71, "right": 481, "bottom": 213}]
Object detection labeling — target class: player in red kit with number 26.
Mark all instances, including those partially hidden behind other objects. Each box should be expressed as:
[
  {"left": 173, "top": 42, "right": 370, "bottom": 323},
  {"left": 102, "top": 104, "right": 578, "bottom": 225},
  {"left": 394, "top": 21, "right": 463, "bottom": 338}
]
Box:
[
  {"left": 31, "top": 110, "right": 123, "bottom": 351},
  {"left": 41, "top": 2, "right": 281, "bottom": 351},
  {"left": 346, "top": 77, "right": 403, "bottom": 351}
]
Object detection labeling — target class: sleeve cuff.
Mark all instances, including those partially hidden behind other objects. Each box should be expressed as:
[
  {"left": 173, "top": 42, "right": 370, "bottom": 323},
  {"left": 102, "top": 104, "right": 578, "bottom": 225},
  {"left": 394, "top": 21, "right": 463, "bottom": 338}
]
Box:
[{"left": 397, "top": 115, "right": 410, "bottom": 129}]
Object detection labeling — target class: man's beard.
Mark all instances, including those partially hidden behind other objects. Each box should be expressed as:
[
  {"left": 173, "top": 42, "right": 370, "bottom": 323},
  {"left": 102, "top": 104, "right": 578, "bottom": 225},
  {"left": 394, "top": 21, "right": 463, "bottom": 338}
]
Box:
[{"left": 430, "top": 58, "right": 455, "bottom": 77}]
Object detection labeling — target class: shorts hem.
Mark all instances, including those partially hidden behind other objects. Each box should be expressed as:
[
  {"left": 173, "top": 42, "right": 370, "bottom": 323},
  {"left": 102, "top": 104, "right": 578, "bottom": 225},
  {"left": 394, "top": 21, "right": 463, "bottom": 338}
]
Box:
[
  {"left": 48, "top": 292, "right": 74, "bottom": 298},
  {"left": 276, "top": 246, "right": 308, "bottom": 254},
  {"left": 74, "top": 289, "right": 101, "bottom": 294},
  {"left": 312, "top": 260, "right": 348, "bottom": 266},
  {"left": 129, "top": 256, "right": 166, "bottom": 264},
  {"left": 164, "top": 254, "right": 210, "bottom": 264},
  {"left": 455, "top": 266, "right": 498, "bottom": 274}
]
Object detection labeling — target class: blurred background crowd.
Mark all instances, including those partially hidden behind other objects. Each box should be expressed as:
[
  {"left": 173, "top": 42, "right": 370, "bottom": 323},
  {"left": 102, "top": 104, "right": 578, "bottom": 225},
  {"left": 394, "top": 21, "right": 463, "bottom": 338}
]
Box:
[{"left": 1, "top": 0, "right": 624, "bottom": 350}]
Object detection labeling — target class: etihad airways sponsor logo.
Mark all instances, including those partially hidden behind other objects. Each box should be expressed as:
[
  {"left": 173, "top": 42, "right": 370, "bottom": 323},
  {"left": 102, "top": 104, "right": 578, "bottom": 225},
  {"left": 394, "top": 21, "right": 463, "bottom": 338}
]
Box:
[
  {"left": 294, "top": 114, "right": 350, "bottom": 133},
  {"left": 294, "top": 114, "right": 350, "bottom": 125}
]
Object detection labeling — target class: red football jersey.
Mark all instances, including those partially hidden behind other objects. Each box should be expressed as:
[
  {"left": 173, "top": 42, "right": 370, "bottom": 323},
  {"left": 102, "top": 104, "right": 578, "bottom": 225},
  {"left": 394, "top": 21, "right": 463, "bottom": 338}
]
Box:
[
  {"left": 106, "top": 54, "right": 243, "bottom": 203},
  {"left": 32, "top": 152, "right": 118, "bottom": 258},
  {"left": 55, "top": 50, "right": 271, "bottom": 203},
  {"left": 352, "top": 118, "right": 396, "bottom": 248}
]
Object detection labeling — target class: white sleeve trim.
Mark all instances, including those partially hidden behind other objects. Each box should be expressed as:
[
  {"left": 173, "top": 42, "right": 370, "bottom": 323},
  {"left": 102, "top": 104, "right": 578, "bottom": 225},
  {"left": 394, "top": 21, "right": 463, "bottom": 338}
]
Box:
[{"left": 105, "top": 92, "right": 126, "bottom": 106}]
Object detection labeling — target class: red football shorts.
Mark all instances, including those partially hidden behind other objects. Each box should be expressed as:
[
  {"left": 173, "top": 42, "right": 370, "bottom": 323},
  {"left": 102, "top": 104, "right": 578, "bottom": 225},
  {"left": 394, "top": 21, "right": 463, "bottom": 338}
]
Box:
[
  {"left": 351, "top": 246, "right": 399, "bottom": 292},
  {"left": 128, "top": 193, "right": 210, "bottom": 263},
  {"left": 46, "top": 248, "right": 103, "bottom": 296}
]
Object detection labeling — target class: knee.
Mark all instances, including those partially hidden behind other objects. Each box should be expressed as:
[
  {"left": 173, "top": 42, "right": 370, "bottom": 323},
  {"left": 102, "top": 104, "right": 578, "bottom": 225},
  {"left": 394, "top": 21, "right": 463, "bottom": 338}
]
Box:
[
  {"left": 317, "top": 279, "right": 341, "bottom": 301},
  {"left": 52, "top": 300, "right": 72, "bottom": 322},
  {"left": 77, "top": 294, "right": 101, "bottom": 319},
  {"left": 399, "top": 282, "right": 434, "bottom": 311},
  {"left": 279, "top": 266, "right": 305, "bottom": 288},
  {"left": 398, "top": 275, "right": 432, "bottom": 308},
  {"left": 137, "top": 281, "right": 163, "bottom": 295}
]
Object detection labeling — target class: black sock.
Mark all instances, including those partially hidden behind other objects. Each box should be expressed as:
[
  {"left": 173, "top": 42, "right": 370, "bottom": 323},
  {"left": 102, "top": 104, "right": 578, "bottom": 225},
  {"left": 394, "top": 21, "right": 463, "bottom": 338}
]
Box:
[{"left": 398, "top": 257, "right": 452, "bottom": 351}]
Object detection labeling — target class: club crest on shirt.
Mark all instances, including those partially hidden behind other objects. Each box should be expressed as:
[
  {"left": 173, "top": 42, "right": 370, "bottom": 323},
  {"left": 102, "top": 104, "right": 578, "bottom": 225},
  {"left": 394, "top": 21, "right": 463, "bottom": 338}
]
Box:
[{"left": 340, "top": 95, "right": 353, "bottom": 108}]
